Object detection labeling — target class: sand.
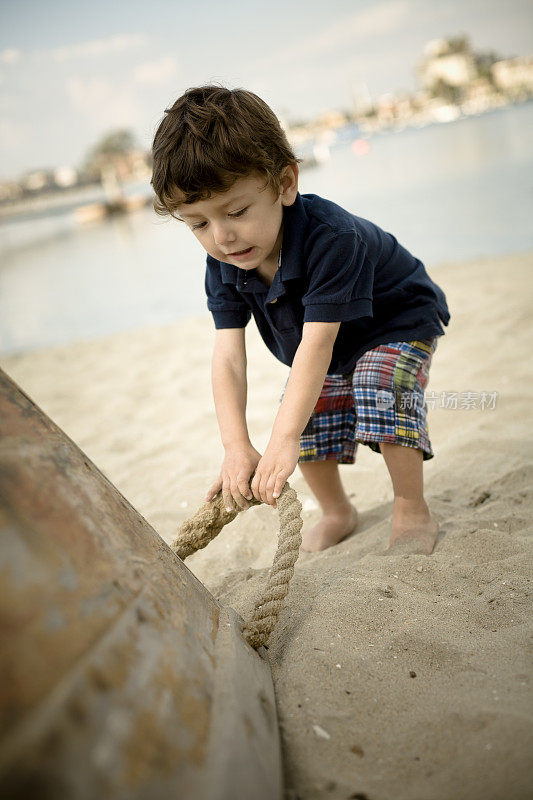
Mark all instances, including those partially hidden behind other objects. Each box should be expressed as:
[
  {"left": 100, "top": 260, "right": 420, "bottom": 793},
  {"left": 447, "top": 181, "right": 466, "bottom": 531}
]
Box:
[{"left": 2, "top": 250, "right": 532, "bottom": 800}]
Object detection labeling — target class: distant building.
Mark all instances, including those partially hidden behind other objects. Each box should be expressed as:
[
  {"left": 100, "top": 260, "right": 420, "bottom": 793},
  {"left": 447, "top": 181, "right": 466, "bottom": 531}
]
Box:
[
  {"left": 374, "top": 93, "right": 396, "bottom": 122},
  {"left": 0, "top": 180, "right": 23, "bottom": 203},
  {"left": 53, "top": 166, "right": 78, "bottom": 188},
  {"left": 316, "top": 109, "right": 350, "bottom": 130},
  {"left": 22, "top": 170, "right": 52, "bottom": 193},
  {"left": 286, "top": 108, "right": 350, "bottom": 149},
  {"left": 491, "top": 56, "right": 533, "bottom": 96},
  {"left": 418, "top": 37, "right": 478, "bottom": 93}
]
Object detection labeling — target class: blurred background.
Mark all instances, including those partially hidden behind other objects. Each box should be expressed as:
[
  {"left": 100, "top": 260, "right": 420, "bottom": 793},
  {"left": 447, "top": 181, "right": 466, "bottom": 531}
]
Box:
[{"left": 0, "top": 0, "right": 532, "bottom": 355}]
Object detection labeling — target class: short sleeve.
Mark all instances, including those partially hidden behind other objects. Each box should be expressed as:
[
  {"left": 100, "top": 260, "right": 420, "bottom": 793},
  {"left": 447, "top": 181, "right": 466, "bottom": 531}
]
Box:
[
  {"left": 302, "top": 228, "right": 373, "bottom": 323},
  {"left": 205, "top": 255, "right": 251, "bottom": 329}
]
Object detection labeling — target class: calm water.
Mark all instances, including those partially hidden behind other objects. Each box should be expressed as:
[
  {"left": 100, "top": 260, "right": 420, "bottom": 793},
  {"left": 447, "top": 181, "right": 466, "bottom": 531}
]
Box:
[{"left": 1, "top": 101, "right": 532, "bottom": 356}]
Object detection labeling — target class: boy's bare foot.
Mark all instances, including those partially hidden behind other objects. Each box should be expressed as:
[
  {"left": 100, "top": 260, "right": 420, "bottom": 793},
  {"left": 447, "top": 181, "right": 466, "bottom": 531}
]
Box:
[
  {"left": 300, "top": 502, "right": 358, "bottom": 552},
  {"left": 385, "top": 504, "right": 439, "bottom": 555}
]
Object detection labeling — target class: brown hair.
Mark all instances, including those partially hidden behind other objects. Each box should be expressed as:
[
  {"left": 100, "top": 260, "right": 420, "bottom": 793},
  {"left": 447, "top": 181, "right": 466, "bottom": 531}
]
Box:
[{"left": 150, "top": 85, "right": 300, "bottom": 219}]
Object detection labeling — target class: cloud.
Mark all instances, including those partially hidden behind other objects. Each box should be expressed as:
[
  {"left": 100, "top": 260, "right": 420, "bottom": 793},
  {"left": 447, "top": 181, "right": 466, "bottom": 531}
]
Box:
[
  {"left": 51, "top": 34, "right": 149, "bottom": 63},
  {"left": 257, "top": 1, "right": 412, "bottom": 67},
  {"left": 66, "top": 75, "right": 140, "bottom": 127},
  {"left": 0, "top": 48, "right": 22, "bottom": 65},
  {"left": 0, "top": 117, "right": 30, "bottom": 152},
  {"left": 346, "top": 0, "right": 411, "bottom": 37},
  {"left": 134, "top": 56, "right": 179, "bottom": 86}
]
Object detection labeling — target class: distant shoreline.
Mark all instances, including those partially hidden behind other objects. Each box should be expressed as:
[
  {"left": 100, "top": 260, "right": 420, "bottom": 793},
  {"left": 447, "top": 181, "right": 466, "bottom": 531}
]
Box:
[
  {"left": 1, "top": 248, "right": 532, "bottom": 361},
  {"left": 2, "top": 97, "right": 531, "bottom": 223}
]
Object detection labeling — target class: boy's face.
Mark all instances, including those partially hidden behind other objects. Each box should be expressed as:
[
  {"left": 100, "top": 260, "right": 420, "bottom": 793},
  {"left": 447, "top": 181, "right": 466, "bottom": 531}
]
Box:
[{"left": 175, "top": 165, "right": 298, "bottom": 270}]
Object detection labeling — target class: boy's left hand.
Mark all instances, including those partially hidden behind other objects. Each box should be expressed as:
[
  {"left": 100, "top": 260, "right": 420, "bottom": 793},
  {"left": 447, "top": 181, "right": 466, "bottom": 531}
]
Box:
[{"left": 250, "top": 436, "right": 301, "bottom": 508}]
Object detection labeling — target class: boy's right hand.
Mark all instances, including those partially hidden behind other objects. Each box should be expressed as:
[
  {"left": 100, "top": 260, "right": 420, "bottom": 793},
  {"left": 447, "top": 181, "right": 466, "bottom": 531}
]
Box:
[{"left": 205, "top": 444, "right": 262, "bottom": 512}]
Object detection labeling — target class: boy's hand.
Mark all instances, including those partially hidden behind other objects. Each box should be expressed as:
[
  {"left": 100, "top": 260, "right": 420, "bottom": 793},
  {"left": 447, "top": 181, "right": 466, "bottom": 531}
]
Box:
[
  {"left": 251, "top": 436, "right": 301, "bottom": 508},
  {"left": 205, "top": 444, "right": 262, "bottom": 512}
]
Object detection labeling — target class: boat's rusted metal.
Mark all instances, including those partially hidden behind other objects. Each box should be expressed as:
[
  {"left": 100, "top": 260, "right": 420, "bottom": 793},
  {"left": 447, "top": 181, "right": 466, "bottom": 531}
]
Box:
[{"left": 0, "top": 368, "right": 282, "bottom": 800}]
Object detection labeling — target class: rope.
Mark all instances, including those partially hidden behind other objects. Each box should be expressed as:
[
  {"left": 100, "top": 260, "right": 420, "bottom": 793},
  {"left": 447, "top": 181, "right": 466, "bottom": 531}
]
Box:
[{"left": 171, "top": 482, "right": 303, "bottom": 649}]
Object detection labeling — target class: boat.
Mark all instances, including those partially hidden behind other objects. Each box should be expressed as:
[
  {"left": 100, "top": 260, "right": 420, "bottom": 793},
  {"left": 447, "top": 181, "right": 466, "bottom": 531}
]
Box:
[{"left": 0, "top": 368, "right": 283, "bottom": 800}]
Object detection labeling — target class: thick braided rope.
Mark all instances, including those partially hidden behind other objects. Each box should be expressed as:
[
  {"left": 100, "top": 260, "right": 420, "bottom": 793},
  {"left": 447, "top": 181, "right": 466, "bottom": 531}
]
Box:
[{"left": 171, "top": 482, "right": 302, "bottom": 649}]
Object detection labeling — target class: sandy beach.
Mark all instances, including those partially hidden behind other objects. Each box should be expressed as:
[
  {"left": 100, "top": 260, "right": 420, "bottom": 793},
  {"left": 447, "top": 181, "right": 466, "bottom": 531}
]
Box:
[{"left": 2, "top": 250, "right": 532, "bottom": 800}]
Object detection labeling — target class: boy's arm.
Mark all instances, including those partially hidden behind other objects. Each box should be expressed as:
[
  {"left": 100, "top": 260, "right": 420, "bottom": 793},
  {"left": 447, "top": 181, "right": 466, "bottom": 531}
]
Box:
[
  {"left": 211, "top": 328, "right": 250, "bottom": 448},
  {"left": 251, "top": 321, "right": 341, "bottom": 506},
  {"left": 206, "top": 328, "right": 262, "bottom": 511}
]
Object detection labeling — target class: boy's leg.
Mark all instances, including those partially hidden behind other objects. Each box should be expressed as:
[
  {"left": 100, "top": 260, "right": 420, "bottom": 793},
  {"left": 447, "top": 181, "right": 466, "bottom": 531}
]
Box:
[
  {"left": 379, "top": 443, "right": 438, "bottom": 555},
  {"left": 352, "top": 338, "right": 440, "bottom": 554},
  {"left": 278, "top": 370, "right": 358, "bottom": 553},
  {"left": 298, "top": 460, "right": 358, "bottom": 552}
]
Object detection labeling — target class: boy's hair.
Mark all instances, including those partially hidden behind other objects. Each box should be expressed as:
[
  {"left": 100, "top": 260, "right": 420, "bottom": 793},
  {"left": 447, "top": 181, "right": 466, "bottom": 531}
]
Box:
[{"left": 150, "top": 85, "right": 300, "bottom": 219}]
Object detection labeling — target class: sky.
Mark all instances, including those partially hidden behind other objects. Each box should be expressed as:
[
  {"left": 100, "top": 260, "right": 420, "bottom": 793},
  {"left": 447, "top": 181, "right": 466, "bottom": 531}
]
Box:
[{"left": 0, "top": 0, "right": 532, "bottom": 180}]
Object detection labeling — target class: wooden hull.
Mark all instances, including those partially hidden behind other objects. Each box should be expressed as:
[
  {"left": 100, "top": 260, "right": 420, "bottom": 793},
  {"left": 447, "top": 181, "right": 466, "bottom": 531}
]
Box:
[{"left": 0, "top": 369, "right": 283, "bottom": 800}]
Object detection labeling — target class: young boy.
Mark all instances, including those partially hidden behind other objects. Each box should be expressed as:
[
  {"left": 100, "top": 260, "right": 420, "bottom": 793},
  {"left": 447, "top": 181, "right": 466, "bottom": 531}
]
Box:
[{"left": 151, "top": 85, "right": 450, "bottom": 555}]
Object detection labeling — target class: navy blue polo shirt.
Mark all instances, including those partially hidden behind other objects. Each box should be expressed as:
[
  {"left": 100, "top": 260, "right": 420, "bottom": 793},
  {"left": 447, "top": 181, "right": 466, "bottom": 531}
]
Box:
[{"left": 205, "top": 192, "right": 450, "bottom": 375}]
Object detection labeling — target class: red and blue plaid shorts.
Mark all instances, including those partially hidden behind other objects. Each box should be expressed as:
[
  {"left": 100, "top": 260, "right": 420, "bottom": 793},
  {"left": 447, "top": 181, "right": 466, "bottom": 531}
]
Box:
[{"left": 279, "top": 338, "right": 439, "bottom": 463}]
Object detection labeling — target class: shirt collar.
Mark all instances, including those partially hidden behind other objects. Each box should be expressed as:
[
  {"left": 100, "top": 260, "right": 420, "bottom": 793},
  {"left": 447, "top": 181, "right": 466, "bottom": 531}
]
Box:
[
  {"left": 219, "top": 192, "right": 308, "bottom": 291},
  {"left": 279, "top": 191, "right": 307, "bottom": 280}
]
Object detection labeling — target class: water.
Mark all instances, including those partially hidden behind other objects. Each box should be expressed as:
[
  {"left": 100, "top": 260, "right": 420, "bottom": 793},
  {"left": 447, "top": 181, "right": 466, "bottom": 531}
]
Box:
[{"left": 1, "top": 101, "right": 532, "bottom": 355}]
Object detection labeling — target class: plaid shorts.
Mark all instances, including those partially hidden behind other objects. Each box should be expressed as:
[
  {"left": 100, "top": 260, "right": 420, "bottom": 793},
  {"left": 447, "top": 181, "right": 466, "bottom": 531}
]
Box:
[{"left": 279, "top": 338, "right": 439, "bottom": 463}]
